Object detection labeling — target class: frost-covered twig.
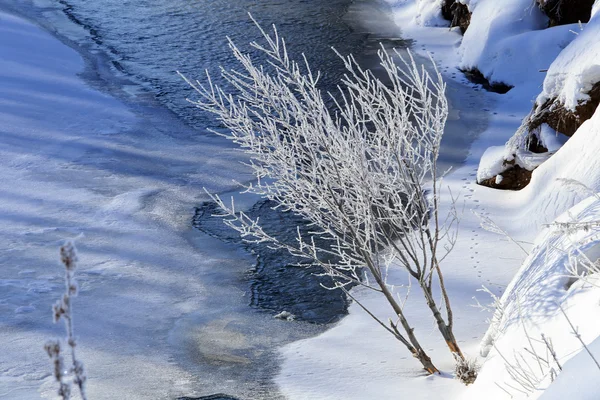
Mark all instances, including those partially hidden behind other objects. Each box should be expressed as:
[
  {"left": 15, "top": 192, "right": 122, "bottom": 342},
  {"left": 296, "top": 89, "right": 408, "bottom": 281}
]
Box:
[
  {"left": 542, "top": 181, "right": 600, "bottom": 284},
  {"left": 558, "top": 304, "right": 600, "bottom": 372},
  {"left": 493, "top": 332, "right": 562, "bottom": 395},
  {"left": 541, "top": 333, "right": 562, "bottom": 373},
  {"left": 46, "top": 241, "right": 88, "bottom": 400},
  {"left": 556, "top": 178, "right": 600, "bottom": 202},
  {"left": 492, "top": 302, "right": 564, "bottom": 396},
  {"left": 473, "top": 211, "right": 529, "bottom": 255}
]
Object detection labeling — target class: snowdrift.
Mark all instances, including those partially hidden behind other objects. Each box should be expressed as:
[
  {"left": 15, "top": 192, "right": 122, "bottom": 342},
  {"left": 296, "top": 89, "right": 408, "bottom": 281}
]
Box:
[{"left": 467, "top": 193, "right": 600, "bottom": 399}]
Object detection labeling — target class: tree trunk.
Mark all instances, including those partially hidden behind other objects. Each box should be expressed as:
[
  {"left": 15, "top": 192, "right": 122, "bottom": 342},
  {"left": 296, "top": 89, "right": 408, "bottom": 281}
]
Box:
[
  {"left": 375, "top": 271, "right": 440, "bottom": 374},
  {"left": 422, "top": 286, "right": 465, "bottom": 361}
]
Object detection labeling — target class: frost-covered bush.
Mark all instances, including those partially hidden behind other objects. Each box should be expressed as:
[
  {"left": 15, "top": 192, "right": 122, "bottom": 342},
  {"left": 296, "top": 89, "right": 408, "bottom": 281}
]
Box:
[{"left": 182, "top": 17, "right": 468, "bottom": 374}]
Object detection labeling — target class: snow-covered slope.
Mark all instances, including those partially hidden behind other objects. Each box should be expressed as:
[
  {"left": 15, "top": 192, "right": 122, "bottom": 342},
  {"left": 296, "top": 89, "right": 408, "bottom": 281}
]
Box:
[
  {"left": 465, "top": 2, "right": 600, "bottom": 397},
  {"left": 467, "top": 194, "right": 600, "bottom": 399},
  {"left": 509, "top": 107, "right": 600, "bottom": 228},
  {"left": 476, "top": 3, "right": 600, "bottom": 185},
  {"left": 541, "top": 335, "right": 600, "bottom": 399},
  {"left": 279, "top": 1, "right": 600, "bottom": 399}
]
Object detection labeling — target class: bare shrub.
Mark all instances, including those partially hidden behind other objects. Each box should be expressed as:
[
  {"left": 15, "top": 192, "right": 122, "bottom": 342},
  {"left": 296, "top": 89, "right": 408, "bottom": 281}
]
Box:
[
  {"left": 181, "top": 16, "right": 465, "bottom": 373},
  {"left": 455, "top": 355, "right": 479, "bottom": 385}
]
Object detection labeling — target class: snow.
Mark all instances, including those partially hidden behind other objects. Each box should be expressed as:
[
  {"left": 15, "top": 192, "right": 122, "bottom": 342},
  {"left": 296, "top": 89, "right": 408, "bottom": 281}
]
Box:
[
  {"left": 474, "top": 6, "right": 600, "bottom": 183},
  {"left": 453, "top": 0, "right": 582, "bottom": 89},
  {"left": 460, "top": 0, "right": 548, "bottom": 83},
  {"left": 476, "top": 124, "right": 569, "bottom": 183},
  {"left": 278, "top": 0, "right": 600, "bottom": 399},
  {"left": 477, "top": 145, "right": 508, "bottom": 183},
  {"left": 414, "top": 0, "right": 448, "bottom": 27},
  {"left": 277, "top": 0, "right": 534, "bottom": 398},
  {"left": 3, "top": 0, "right": 600, "bottom": 399},
  {"left": 503, "top": 106, "right": 600, "bottom": 232},
  {"left": 469, "top": 101, "right": 600, "bottom": 398},
  {"left": 539, "top": 124, "right": 569, "bottom": 153},
  {"left": 469, "top": 23, "right": 578, "bottom": 88},
  {"left": 541, "top": 335, "right": 600, "bottom": 399}
]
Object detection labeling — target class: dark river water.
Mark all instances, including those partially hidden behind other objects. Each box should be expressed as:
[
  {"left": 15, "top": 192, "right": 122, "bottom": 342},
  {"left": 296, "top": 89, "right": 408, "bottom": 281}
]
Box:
[{"left": 2, "top": 0, "right": 407, "bottom": 130}]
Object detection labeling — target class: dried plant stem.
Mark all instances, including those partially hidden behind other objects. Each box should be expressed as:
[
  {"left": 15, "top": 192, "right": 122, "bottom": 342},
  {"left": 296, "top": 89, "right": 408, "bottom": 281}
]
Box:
[
  {"left": 45, "top": 241, "right": 88, "bottom": 400},
  {"left": 558, "top": 304, "right": 600, "bottom": 372}
]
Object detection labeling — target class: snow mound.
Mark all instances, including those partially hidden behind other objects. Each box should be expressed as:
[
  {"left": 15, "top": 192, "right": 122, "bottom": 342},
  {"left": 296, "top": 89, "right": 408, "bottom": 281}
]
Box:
[
  {"left": 459, "top": 0, "right": 579, "bottom": 87},
  {"left": 535, "top": 10, "right": 600, "bottom": 111},
  {"left": 476, "top": 145, "right": 506, "bottom": 182},
  {"left": 414, "top": 0, "right": 449, "bottom": 26}
]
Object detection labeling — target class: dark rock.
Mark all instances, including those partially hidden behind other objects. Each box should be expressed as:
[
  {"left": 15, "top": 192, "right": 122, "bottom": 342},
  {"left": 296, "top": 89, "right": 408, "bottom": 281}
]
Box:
[
  {"left": 441, "top": 0, "right": 472, "bottom": 34},
  {"left": 528, "top": 81, "right": 600, "bottom": 137},
  {"left": 479, "top": 163, "right": 533, "bottom": 191},
  {"left": 461, "top": 68, "right": 513, "bottom": 94},
  {"left": 537, "top": 0, "right": 595, "bottom": 27}
]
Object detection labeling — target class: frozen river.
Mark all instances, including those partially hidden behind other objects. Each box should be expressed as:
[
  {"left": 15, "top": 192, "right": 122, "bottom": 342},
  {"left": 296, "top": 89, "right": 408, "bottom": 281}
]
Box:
[{"left": 0, "top": 0, "right": 488, "bottom": 398}]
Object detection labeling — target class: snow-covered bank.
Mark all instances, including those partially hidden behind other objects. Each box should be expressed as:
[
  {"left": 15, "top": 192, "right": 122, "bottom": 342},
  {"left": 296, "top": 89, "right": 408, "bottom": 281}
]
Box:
[
  {"left": 0, "top": 9, "right": 292, "bottom": 399},
  {"left": 466, "top": 4, "right": 600, "bottom": 397},
  {"left": 470, "top": 174, "right": 600, "bottom": 399},
  {"left": 475, "top": 2, "right": 600, "bottom": 194}
]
